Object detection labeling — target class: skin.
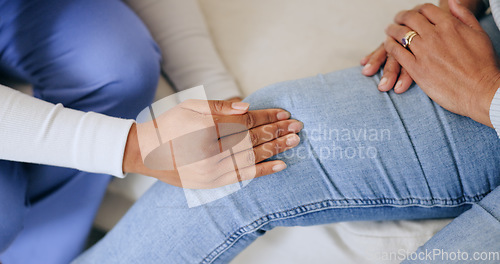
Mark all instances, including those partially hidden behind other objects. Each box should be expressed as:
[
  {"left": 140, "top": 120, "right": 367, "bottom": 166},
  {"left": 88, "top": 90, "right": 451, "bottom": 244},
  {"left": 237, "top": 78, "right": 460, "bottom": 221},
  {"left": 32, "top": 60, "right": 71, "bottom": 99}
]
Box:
[
  {"left": 360, "top": 0, "right": 488, "bottom": 94},
  {"left": 384, "top": 0, "right": 500, "bottom": 128},
  {"left": 362, "top": 0, "right": 499, "bottom": 128},
  {"left": 122, "top": 100, "right": 304, "bottom": 189}
]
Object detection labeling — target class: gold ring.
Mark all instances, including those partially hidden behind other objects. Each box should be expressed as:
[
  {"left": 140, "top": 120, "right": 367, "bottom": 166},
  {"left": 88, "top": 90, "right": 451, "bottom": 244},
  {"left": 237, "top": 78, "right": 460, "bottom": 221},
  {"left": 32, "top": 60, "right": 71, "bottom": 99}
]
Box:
[{"left": 402, "top": 31, "right": 418, "bottom": 49}]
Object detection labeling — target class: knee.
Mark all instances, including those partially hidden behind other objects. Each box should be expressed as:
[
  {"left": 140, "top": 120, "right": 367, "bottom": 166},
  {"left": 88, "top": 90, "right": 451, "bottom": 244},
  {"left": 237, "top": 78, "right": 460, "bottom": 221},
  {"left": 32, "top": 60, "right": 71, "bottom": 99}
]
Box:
[
  {"left": 76, "top": 46, "right": 161, "bottom": 119},
  {"left": 92, "top": 53, "right": 161, "bottom": 119},
  {"left": 78, "top": 22, "right": 162, "bottom": 119},
  {"left": 39, "top": 33, "right": 162, "bottom": 119},
  {"left": 29, "top": 0, "right": 163, "bottom": 119}
]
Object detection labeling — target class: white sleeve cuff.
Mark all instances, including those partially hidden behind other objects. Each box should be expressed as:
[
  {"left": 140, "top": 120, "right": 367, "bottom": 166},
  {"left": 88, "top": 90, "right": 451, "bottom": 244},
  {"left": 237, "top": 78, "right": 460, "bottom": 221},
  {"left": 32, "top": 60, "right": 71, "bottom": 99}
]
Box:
[
  {"left": 75, "top": 113, "right": 135, "bottom": 178},
  {"left": 490, "top": 87, "right": 500, "bottom": 137},
  {"left": 0, "top": 86, "right": 134, "bottom": 178}
]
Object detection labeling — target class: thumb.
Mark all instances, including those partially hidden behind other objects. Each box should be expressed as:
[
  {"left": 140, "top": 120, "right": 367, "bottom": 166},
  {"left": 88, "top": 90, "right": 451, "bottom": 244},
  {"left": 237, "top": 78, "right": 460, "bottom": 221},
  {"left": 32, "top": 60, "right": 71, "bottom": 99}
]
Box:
[{"left": 448, "top": 0, "right": 483, "bottom": 31}]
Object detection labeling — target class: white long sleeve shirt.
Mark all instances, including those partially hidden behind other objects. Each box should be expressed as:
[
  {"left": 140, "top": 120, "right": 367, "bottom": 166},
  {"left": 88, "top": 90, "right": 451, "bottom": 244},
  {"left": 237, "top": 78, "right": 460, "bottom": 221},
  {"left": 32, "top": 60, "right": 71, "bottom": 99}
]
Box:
[{"left": 0, "top": 86, "right": 134, "bottom": 177}]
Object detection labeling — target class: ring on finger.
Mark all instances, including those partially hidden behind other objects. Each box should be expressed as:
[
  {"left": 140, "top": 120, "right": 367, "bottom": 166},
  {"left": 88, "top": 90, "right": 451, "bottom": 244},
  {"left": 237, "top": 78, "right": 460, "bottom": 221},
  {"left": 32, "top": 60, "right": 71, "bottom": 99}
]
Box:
[{"left": 402, "top": 30, "right": 418, "bottom": 49}]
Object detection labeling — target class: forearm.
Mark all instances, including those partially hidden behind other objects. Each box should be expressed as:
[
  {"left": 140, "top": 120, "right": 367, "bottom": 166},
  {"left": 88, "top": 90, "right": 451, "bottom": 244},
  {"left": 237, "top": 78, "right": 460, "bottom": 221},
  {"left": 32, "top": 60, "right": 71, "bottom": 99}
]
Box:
[
  {"left": 439, "top": 0, "right": 499, "bottom": 129},
  {"left": 0, "top": 85, "right": 134, "bottom": 177}
]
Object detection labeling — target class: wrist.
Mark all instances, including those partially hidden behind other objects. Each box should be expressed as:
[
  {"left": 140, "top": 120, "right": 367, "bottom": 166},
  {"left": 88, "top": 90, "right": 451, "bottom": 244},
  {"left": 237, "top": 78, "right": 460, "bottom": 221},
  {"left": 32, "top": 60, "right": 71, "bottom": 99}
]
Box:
[
  {"left": 470, "top": 70, "right": 500, "bottom": 128},
  {"left": 123, "top": 123, "right": 142, "bottom": 174},
  {"left": 122, "top": 123, "right": 176, "bottom": 183}
]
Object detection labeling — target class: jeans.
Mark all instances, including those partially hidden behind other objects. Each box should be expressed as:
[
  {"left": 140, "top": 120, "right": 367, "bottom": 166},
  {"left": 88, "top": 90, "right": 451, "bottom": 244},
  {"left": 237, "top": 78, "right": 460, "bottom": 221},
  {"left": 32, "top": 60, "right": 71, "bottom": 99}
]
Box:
[
  {"left": 75, "top": 14, "right": 500, "bottom": 264},
  {"left": 0, "top": 0, "right": 161, "bottom": 263}
]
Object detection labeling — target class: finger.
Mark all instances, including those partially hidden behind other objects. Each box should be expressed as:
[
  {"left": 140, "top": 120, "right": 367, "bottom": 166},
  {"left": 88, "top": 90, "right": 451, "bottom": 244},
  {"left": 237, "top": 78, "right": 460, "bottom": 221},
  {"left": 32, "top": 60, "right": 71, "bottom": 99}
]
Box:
[
  {"left": 362, "top": 44, "right": 387, "bottom": 76},
  {"left": 385, "top": 24, "right": 423, "bottom": 52},
  {"left": 360, "top": 54, "right": 370, "bottom": 66},
  {"left": 216, "top": 109, "right": 292, "bottom": 134},
  {"left": 220, "top": 119, "right": 303, "bottom": 150},
  {"left": 384, "top": 36, "right": 417, "bottom": 74},
  {"left": 182, "top": 99, "right": 250, "bottom": 115},
  {"left": 394, "top": 68, "right": 414, "bottom": 94},
  {"left": 218, "top": 133, "right": 300, "bottom": 172},
  {"left": 360, "top": 49, "right": 374, "bottom": 65},
  {"left": 360, "top": 44, "right": 381, "bottom": 66},
  {"left": 379, "top": 56, "right": 401, "bottom": 92},
  {"left": 216, "top": 160, "right": 287, "bottom": 187},
  {"left": 239, "top": 161, "right": 287, "bottom": 181},
  {"left": 448, "top": 0, "right": 483, "bottom": 31},
  {"left": 415, "top": 3, "right": 451, "bottom": 25},
  {"left": 394, "top": 8, "right": 435, "bottom": 34}
]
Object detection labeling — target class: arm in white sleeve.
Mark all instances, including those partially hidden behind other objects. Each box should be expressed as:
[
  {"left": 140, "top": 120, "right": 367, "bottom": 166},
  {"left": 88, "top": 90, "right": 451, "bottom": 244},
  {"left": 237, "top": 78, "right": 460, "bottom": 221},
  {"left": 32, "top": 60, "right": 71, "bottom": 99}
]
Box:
[
  {"left": 490, "top": 88, "right": 500, "bottom": 137},
  {"left": 0, "top": 85, "right": 134, "bottom": 177},
  {"left": 126, "top": 0, "right": 243, "bottom": 100}
]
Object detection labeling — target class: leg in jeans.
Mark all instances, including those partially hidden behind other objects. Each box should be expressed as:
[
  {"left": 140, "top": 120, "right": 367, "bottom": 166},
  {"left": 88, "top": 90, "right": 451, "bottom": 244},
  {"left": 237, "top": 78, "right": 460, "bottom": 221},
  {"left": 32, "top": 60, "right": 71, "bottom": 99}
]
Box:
[
  {"left": 403, "top": 187, "right": 500, "bottom": 263},
  {"left": 74, "top": 15, "right": 500, "bottom": 264},
  {"left": 0, "top": 0, "right": 161, "bottom": 263}
]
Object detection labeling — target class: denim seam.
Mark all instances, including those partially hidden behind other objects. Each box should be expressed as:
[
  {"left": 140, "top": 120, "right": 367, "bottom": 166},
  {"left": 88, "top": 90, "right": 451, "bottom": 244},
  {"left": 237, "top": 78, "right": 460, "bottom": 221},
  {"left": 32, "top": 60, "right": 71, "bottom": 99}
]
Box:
[
  {"left": 200, "top": 191, "right": 492, "bottom": 264},
  {"left": 431, "top": 101, "right": 466, "bottom": 200},
  {"left": 387, "top": 91, "right": 435, "bottom": 200},
  {"left": 476, "top": 202, "right": 500, "bottom": 223}
]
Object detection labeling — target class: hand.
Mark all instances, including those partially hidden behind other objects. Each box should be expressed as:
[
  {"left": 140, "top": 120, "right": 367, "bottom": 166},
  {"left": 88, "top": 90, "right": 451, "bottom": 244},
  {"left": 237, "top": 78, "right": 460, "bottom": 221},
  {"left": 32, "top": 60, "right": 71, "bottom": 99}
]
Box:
[
  {"left": 361, "top": 44, "right": 413, "bottom": 93},
  {"left": 384, "top": 0, "right": 500, "bottom": 127},
  {"left": 361, "top": 0, "right": 486, "bottom": 93},
  {"left": 123, "top": 100, "right": 303, "bottom": 189}
]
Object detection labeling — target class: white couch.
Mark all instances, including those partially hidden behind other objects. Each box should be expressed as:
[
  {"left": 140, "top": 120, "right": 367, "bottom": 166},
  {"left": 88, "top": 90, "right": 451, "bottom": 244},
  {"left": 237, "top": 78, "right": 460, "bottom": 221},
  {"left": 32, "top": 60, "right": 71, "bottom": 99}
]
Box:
[{"left": 95, "top": 1, "right": 454, "bottom": 263}]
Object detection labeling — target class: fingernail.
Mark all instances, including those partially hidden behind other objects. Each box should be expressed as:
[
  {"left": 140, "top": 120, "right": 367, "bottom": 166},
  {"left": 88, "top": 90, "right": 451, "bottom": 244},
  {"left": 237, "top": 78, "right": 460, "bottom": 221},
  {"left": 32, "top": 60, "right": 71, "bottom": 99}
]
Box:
[
  {"left": 362, "top": 63, "right": 372, "bottom": 74},
  {"left": 378, "top": 77, "right": 388, "bottom": 88},
  {"left": 288, "top": 121, "right": 304, "bottom": 132},
  {"left": 286, "top": 134, "right": 300, "bottom": 146},
  {"left": 272, "top": 163, "right": 287, "bottom": 172},
  {"left": 395, "top": 80, "right": 403, "bottom": 92},
  {"left": 277, "top": 111, "right": 291, "bottom": 120},
  {"left": 456, "top": 0, "right": 462, "bottom": 4},
  {"left": 232, "top": 102, "right": 249, "bottom": 110}
]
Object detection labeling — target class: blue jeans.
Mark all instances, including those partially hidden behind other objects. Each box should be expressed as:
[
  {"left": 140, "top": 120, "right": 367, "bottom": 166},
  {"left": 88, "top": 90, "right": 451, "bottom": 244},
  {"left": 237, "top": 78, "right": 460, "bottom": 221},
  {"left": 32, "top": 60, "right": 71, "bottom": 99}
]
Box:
[
  {"left": 0, "top": 0, "right": 161, "bottom": 263},
  {"left": 75, "top": 15, "right": 500, "bottom": 264}
]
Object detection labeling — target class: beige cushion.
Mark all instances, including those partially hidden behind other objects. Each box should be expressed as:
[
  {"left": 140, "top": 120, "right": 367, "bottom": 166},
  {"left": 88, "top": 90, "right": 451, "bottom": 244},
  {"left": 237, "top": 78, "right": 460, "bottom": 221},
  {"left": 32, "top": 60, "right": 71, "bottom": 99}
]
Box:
[{"left": 199, "top": 0, "right": 437, "bottom": 96}]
